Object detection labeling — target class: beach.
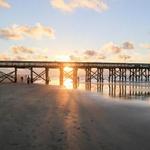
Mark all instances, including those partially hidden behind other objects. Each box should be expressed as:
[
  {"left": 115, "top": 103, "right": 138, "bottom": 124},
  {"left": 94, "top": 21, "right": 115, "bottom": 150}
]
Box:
[{"left": 0, "top": 83, "right": 150, "bottom": 150}]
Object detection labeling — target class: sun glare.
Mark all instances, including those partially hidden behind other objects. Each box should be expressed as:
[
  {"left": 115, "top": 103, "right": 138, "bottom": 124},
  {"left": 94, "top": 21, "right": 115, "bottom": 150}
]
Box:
[
  {"left": 64, "top": 79, "right": 73, "bottom": 89},
  {"left": 63, "top": 67, "right": 73, "bottom": 89},
  {"left": 64, "top": 66, "right": 73, "bottom": 72}
]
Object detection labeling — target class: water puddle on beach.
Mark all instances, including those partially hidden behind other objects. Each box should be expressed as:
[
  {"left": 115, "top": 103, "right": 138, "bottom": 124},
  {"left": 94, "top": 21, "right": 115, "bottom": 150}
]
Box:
[
  {"left": 85, "top": 83, "right": 150, "bottom": 101},
  {"left": 35, "top": 79, "right": 150, "bottom": 101}
]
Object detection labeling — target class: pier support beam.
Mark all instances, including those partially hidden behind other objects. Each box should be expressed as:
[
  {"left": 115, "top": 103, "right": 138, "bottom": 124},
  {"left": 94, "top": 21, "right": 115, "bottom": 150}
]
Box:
[
  {"left": 97, "top": 68, "right": 104, "bottom": 91},
  {"left": 45, "top": 68, "right": 49, "bottom": 85},
  {"left": 59, "top": 67, "right": 64, "bottom": 86},
  {"left": 85, "top": 68, "right": 91, "bottom": 90},
  {"left": 29, "top": 68, "right": 49, "bottom": 84},
  {"left": 85, "top": 68, "right": 104, "bottom": 91},
  {"left": 109, "top": 68, "right": 127, "bottom": 82},
  {"left": 14, "top": 67, "right": 17, "bottom": 83},
  {"left": 97, "top": 68, "right": 104, "bottom": 83},
  {"left": 59, "top": 67, "right": 78, "bottom": 89},
  {"left": 148, "top": 69, "right": 150, "bottom": 81},
  {"left": 73, "top": 68, "right": 78, "bottom": 89},
  {"left": 30, "top": 67, "right": 33, "bottom": 83},
  {"left": 0, "top": 68, "right": 17, "bottom": 83}
]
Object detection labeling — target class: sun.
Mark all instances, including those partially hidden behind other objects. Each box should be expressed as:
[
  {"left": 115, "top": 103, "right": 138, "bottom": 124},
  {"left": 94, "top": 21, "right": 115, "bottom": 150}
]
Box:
[
  {"left": 64, "top": 79, "right": 73, "bottom": 89},
  {"left": 64, "top": 66, "right": 73, "bottom": 72},
  {"left": 63, "top": 67, "right": 73, "bottom": 89}
]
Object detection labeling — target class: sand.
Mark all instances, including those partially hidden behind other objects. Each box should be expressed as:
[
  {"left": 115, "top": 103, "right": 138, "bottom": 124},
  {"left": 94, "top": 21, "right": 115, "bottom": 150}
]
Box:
[{"left": 0, "top": 83, "right": 150, "bottom": 150}]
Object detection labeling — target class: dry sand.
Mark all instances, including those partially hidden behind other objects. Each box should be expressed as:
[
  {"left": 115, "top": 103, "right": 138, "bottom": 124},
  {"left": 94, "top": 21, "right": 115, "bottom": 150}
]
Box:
[{"left": 0, "top": 83, "right": 150, "bottom": 150}]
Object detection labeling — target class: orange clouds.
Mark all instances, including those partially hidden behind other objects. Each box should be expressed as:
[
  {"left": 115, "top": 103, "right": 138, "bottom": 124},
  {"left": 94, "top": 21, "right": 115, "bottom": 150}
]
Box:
[
  {"left": 50, "top": 0, "right": 108, "bottom": 12},
  {"left": 11, "top": 46, "right": 35, "bottom": 54},
  {"left": 140, "top": 43, "right": 150, "bottom": 49},
  {"left": 69, "top": 50, "right": 106, "bottom": 62},
  {"left": 0, "top": 54, "right": 10, "bottom": 60},
  {"left": 118, "top": 54, "right": 131, "bottom": 61},
  {"left": 0, "top": 23, "right": 55, "bottom": 40},
  {"left": 0, "top": 0, "right": 10, "bottom": 8},
  {"left": 102, "top": 42, "right": 122, "bottom": 54},
  {"left": 101, "top": 41, "right": 134, "bottom": 54}
]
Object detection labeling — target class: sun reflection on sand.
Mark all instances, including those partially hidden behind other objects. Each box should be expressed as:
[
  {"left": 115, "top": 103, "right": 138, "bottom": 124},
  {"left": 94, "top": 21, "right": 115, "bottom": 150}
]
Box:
[{"left": 55, "top": 89, "right": 80, "bottom": 149}]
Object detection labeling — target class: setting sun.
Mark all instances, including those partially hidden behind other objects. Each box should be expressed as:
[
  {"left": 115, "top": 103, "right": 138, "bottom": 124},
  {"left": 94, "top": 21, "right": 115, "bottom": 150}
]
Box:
[
  {"left": 64, "top": 79, "right": 73, "bottom": 89},
  {"left": 64, "top": 66, "right": 73, "bottom": 72},
  {"left": 63, "top": 67, "right": 73, "bottom": 89}
]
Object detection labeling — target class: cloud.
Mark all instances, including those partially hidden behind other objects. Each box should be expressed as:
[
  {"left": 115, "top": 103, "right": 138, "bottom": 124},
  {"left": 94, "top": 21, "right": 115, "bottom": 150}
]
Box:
[
  {"left": 69, "top": 55, "right": 81, "bottom": 61},
  {"left": 0, "top": 54, "right": 10, "bottom": 60},
  {"left": 0, "top": 0, "right": 11, "bottom": 8},
  {"left": 12, "top": 54, "right": 49, "bottom": 61},
  {"left": 122, "top": 41, "right": 134, "bottom": 49},
  {"left": 11, "top": 46, "right": 35, "bottom": 54},
  {"left": 84, "top": 50, "right": 106, "bottom": 60},
  {"left": 13, "top": 55, "right": 27, "bottom": 61},
  {"left": 50, "top": 0, "right": 108, "bottom": 12},
  {"left": 102, "top": 42, "right": 122, "bottom": 54},
  {"left": 140, "top": 43, "right": 150, "bottom": 49},
  {"left": 101, "top": 41, "right": 134, "bottom": 55},
  {"left": 0, "top": 23, "right": 55, "bottom": 40},
  {"left": 69, "top": 49, "right": 106, "bottom": 62},
  {"left": 118, "top": 54, "right": 131, "bottom": 61},
  {"left": 84, "top": 50, "right": 98, "bottom": 56},
  {"left": 34, "top": 55, "right": 49, "bottom": 60},
  {"left": 10, "top": 45, "right": 50, "bottom": 61},
  {"left": 98, "top": 55, "right": 106, "bottom": 60}
]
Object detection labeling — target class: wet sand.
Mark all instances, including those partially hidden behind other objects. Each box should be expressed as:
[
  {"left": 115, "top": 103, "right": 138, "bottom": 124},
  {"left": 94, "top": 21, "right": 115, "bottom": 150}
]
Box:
[{"left": 0, "top": 83, "right": 150, "bottom": 150}]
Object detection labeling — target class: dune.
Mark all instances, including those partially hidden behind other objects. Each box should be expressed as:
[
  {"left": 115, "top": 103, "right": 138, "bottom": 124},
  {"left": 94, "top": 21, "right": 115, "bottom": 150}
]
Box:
[{"left": 0, "top": 83, "right": 150, "bottom": 150}]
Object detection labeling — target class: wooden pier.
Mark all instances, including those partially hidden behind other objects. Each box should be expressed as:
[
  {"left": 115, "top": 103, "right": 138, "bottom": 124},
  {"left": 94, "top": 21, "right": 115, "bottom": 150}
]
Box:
[{"left": 0, "top": 61, "right": 150, "bottom": 90}]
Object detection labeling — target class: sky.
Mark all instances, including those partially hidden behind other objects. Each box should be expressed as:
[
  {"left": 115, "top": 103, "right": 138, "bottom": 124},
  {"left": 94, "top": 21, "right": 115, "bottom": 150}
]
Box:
[{"left": 0, "top": 0, "right": 150, "bottom": 62}]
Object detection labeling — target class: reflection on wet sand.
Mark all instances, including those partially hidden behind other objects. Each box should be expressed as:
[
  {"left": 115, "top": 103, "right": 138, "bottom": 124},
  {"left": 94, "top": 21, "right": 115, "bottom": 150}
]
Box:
[{"left": 95, "top": 83, "right": 150, "bottom": 100}]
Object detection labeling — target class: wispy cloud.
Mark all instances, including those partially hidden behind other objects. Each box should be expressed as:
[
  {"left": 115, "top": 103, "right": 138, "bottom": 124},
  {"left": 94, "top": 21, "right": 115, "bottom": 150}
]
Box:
[
  {"left": 84, "top": 50, "right": 105, "bottom": 60},
  {"left": 84, "top": 50, "right": 98, "bottom": 56},
  {"left": 69, "top": 55, "right": 81, "bottom": 61},
  {"left": 69, "top": 49, "right": 105, "bottom": 62},
  {"left": 118, "top": 54, "right": 131, "bottom": 61},
  {"left": 122, "top": 41, "right": 134, "bottom": 49},
  {"left": 0, "top": 23, "right": 55, "bottom": 40},
  {"left": 101, "top": 41, "right": 135, "bottom": 55},
  {"left": 50, "top": 0, "right": 108, "bottom": 12},
  {"left": 11, "top": 46, "right": 35, "bottom": 54},
  {"left": 0, "top": 0, "right": 11, "bottom": 8},
  {"left": 140, "top": 43, "right": 150, "bottom": 49},
  {"left": 12, "top": 54, "right": 49, "bottom": 61},
  {"left": 12, "top": 45, "right": 50, "bottom": 61},
  {"left": 101, "top": 42, "right": 122, "bottom": 54},
  {"left": 0, "top": 53, "right": 10, "bottom": 60}
]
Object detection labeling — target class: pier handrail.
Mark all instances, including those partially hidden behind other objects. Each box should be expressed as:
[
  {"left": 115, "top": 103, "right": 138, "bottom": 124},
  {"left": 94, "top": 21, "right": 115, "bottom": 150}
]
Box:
[{"left": 0, "top": 61, "right": 150, "bottom": 68}]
